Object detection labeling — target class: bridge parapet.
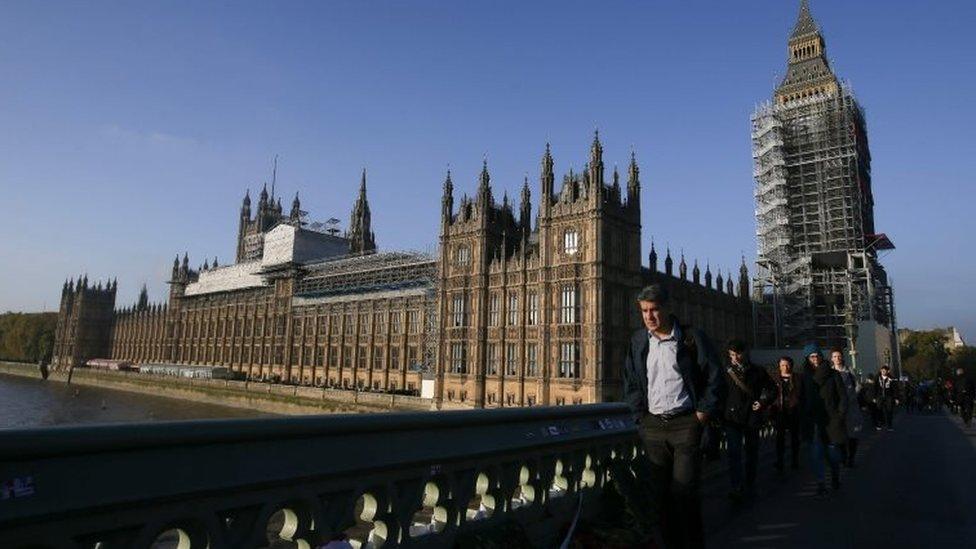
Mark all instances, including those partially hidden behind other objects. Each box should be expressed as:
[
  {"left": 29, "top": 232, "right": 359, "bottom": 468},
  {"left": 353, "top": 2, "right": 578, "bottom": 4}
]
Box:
[{"left": 0, "top": 404, "right": 640, "bottom": 548}]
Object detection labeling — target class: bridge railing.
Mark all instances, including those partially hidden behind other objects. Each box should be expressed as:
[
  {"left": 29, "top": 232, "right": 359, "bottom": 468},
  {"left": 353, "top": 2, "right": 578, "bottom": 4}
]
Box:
[{"left": 0, "top": 404, "right": 640, "bottom": 549}]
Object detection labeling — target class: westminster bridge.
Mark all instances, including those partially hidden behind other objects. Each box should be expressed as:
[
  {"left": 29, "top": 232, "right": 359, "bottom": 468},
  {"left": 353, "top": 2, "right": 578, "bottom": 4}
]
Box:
[{"left": 2, "top": 400, "right": 976, "bottom": 548}]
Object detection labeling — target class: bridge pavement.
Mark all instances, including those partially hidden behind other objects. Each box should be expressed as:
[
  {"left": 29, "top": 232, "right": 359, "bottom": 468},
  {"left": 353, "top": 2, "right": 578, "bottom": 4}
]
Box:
[{"left": 702, "top": 411, "right": 976, "bottom": 548}]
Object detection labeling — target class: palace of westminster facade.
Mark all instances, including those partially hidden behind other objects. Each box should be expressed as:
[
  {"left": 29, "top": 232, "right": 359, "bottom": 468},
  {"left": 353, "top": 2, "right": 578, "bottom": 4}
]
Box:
[{"left": 53, "top": 134, "right": 752, "bottom": 409}]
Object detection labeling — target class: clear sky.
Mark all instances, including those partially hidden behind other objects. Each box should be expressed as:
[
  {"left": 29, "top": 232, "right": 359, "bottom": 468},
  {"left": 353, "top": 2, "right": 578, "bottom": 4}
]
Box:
[{"left": 1, "top": 1, "right": 973, "bottom": 339}]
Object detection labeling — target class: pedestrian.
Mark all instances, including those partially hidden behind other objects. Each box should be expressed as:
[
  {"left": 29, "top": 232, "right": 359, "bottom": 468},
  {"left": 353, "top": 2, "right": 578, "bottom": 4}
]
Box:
[
  {"left": 622, "top": 284, "right": 725, "bottom": 549},
  {"left": 722, "top": 339, "right": 774, "bottom": 501},
  {"left": 874, "top": 366, "right": 899, "bottom": 431},
  {"left": 770, "top": 356, "right": 803, "bottom": 474},
  {"left": 952, "top": 367, "right": 975, "bottom": 428},
  {"left": 800, "top": 344, "right": 846, "bottom": 496},
  {"left": 830, "top": 348, "right": 862, "bottom": 468}
]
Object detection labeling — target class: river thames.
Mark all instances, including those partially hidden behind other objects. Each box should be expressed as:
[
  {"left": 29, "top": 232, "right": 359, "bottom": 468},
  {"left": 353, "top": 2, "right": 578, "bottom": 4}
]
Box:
[{"left": 0, "top": 373, "right": 268, "bottom": 429}]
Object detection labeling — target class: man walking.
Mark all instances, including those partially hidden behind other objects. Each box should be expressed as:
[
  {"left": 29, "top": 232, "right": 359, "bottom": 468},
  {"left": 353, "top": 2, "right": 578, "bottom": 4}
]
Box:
[
  {"left": 622, "top": 284, "right": 724, "bottom": 549},
  {"left": 722, "top": 339, "right": 774, "bottom": 500},
  {"left": 874, "top": 365, "right": 899, "bottom": 431}
]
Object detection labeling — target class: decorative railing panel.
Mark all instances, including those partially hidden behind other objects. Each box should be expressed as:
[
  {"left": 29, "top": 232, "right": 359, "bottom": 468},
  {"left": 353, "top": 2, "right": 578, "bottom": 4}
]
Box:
[{"left": 0, "top": 404, "right": 639, "bottom": 549}]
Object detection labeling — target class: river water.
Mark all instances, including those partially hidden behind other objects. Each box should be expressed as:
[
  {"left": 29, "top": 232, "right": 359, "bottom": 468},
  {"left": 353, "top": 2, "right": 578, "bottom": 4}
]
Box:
[{"left": 0, "top": 373, "right": 268, "bottom": 429}]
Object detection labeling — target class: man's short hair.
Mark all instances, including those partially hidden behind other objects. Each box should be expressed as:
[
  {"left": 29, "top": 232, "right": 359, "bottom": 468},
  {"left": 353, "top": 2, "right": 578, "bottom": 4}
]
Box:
[
  {"left": 727, "top": 339, "right": 747, "bottom": 353},
  {"left": 829, "top": 347, "right": 844, "bottom": 356},
  {"left": 778, "top": 355, "right": 794, "bottom": 367},
  {"left": 637, "top": 284, "right": 669, "bottom": 306}
]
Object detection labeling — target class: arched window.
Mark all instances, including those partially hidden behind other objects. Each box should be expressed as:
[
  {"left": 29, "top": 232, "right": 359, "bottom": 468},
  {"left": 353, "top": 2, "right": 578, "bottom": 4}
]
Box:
[{"left": 563, "top": 229, "right": 579, "bottom": 255}]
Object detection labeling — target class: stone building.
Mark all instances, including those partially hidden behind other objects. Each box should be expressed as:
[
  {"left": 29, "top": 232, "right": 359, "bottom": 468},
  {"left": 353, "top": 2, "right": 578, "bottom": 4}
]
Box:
[{"left": 53, "top": 135, "right": 752, "bottom": 408}]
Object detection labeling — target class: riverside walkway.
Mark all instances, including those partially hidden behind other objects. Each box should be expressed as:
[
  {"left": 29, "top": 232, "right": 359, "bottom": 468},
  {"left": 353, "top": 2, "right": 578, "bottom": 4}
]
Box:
[{"left": 703, "top": 411, "right": 976, "bottom": 548}]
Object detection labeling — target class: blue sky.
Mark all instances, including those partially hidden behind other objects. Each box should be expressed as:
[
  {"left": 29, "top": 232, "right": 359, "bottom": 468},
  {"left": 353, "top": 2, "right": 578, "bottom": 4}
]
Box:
[{"left": 1, "top": 1, "right": 974, "bottom": 339}]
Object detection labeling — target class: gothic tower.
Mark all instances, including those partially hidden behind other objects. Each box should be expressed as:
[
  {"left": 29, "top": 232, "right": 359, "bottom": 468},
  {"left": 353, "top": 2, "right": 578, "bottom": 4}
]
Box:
[{"left": 348, "top": 169, "right": 377, "bottom": 254}]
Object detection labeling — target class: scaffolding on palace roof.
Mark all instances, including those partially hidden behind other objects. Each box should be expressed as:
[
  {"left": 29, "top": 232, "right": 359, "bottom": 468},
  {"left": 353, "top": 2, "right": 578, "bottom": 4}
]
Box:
[{"left": 296, "top": 248, "right": 441, "bottom": 374}]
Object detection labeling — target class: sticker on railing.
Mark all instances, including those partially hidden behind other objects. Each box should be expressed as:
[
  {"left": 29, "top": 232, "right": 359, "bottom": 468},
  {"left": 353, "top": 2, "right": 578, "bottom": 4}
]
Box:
[{"left": 1, "top": 476, "right": 35, "bottom": 500}]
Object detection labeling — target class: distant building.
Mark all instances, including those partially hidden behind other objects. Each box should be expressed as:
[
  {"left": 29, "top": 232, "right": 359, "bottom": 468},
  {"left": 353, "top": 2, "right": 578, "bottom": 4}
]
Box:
[
  {"left": 52, "top": 135, "right": 752, "bottom": 408},
  {"left": 750, "top": 1, "right": 897, "bottom": 373}
]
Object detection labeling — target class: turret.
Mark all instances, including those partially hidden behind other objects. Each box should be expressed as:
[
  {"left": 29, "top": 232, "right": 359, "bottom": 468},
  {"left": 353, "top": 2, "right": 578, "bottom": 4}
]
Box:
[
  {"left": 441, "top": 169, "right": 454, "bottom": 224},
  {"left": 137, "top": 284, "right": 149, "bottom": 311},
  {"left": 704, "top": 264, "right": 713, "bottom": 289},
  {"left": 716, "top": 270, "right": 724, "bottom": 293},
  {"left": 519, "top": 175, "right": 531, "bottom": 235},
  {"left": 692, "top": 260, "right": 701, "bottom": 285},
  {"left": 476, "top": 159, "right": 492, "bottom": 210},
  {"left": 349, "top": 169, "right": 377, "bottom": 254},
  {"left": 540, "top": 143, "right": 554, "bottom": 206},
  {"left": 627, "top": 150, "right": 640, "bottom": 207},
  {"left": 665, "top": 248, "right": 674, "bottom": 276},
  {"left": 739, "top": 257, "right": 750, "bottom": 299},
  {"left": 588, "top": 130, "right": 604, "bottom": 204},
  {"left": 679, "top": 253, "right": 687, "bottom": 280},
  {"left": 242, "top": 189, "right": 252, "bottom": 218},
  {"left": 290, "top": 192, "right": 301, "bottom": 222},
  {"left": 728, "top": 271, "right": 735, "bottom": 296},
  {"left": 649, "top": 241, "right": 658, "bottom": 272}
]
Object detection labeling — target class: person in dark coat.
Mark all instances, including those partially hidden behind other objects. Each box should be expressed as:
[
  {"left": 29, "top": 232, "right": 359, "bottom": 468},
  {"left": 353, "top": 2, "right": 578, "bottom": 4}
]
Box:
[
  {"left": 872, "top": 366, "right": 899, "bottom": 430},
  {"left": 952, "top": 368, "right": 975, "bottom": 427},
  {"left": 831, "top": 348, "right": 863, "bottom": 467},
  {"left": 800, "top": 344, "right": 847, "bottom": 496},
  {"left": 770, "top": 356, "right": 803, "bottom": 473},
  {"left": 722, "top": 339, "right": 774, "bottom": 500},
  {"left": 622, "top": 284, "right": 724, "bottom": 549}
]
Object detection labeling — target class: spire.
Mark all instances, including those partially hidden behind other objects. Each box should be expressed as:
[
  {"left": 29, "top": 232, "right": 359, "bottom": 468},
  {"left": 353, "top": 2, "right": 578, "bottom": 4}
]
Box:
[
  {"left": 202, "top": 258, "right": 209, "bottom": 271},
  {"left": 213, "top": 256, "right": 218, "bottom": 268},
  {"left": 519, "top": 175, "right": 532, "bottom": 231},
  {"left": 242, "top": 189, "right": 251, "bottom": 215},
  {"left": 181, "top": 252, "right": 189, "bottom": 274},
  {"left": 541, "top": 142, "right": 555, "bottom": 201},
  {"left": 692, "top": 260, "right": 701, "bottom": 285},
  {"left": 259, "top": 183, "right": 268, "bottom": 204},
  {"left": 589, "top": 130, "right": 604, "bottom": 196},
  {"left": 627, "top": 149, "right": 640, "bottom": 204},
  {"left": 171, "top": 255, "right": 180, "bottom": 279},
  {"left": 791, "top": 0, "right": 819, "bottom": 39},
  {"left": 349, "top": 169, "right": 376, "bottom": 254},
  {"left": 704, "top": 263, "right": 712, "bottom": 289},
  {"left": 727, "top": 272, "right": 735, "bottom": 296},
  {"left": 739, "top": 256, "right": 751, "bottom": 298},
  {"left": 679, "top": 252, "right": 687, "bottom": 280},
  {"left": 441, "top": 169, "right": 454, "bottom": 224},
  {"left": 137, "top": 283, "right": 149, "bottom": 311},
  {"left": 777, "top": 0, "right": 836, "bottom": 103},
  {"left": 611, "top": 166, "right": 621, "bottom": 201},
  {"left": 477, "top": 157, "right": 492, "bottom": 206},
  {"left": 665, "top": 247, "right": 674, "bottom": 276},
  {"left": 716, "top": 270, "right": 724, "bottom": 293},
  {"left": 649, "top": 240, "right": 658, "bottom": 272},
  {"left": 290, "top": 192, "right": 301, "bottom": 222}
]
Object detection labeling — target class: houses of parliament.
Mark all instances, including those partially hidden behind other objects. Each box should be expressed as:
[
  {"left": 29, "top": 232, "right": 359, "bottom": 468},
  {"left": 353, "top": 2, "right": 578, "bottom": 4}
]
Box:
[{"left": 52, "top": 134, "right": 752, "bottom": 409}]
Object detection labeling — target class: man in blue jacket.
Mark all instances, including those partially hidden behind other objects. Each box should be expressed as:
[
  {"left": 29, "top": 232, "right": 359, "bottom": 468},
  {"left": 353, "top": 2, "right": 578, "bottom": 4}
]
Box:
[{"left": 622, "top": 284, "right": 725, "bottom": 549}]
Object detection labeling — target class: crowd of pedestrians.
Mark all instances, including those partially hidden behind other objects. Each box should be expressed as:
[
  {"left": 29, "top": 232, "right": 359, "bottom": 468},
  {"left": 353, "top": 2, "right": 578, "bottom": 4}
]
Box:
[{"left": 621, "top": 283, "right": 930, "bottom": 549}]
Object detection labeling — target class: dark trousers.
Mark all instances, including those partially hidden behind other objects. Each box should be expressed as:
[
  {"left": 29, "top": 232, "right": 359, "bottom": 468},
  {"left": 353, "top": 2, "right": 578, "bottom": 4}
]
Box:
[
  {"left": 725, "top": 422, "right": 759, "bottom": 492},
  {"left": 774, "top": 412, "right": 800, "bottom": 469},
  {"left": 960, "top": 402, "right": 973, "bottom": 426},
  {"left": 879, "top": 400, "right": 895, "bottom": 428},
  {"left": 638, "top": 413, "right": 704, "bottom": 549}
]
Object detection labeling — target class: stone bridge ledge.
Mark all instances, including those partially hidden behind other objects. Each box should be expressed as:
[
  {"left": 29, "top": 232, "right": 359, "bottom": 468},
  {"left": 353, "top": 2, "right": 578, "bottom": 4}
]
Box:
[{"left": 0, "top": 404, "right": 641, "bottom": 548}]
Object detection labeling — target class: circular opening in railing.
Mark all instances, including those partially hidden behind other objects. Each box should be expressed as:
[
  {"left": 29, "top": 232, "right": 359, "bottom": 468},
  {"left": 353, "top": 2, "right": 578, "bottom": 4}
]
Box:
[
  {"left": 580, "top": 454, "right": 597, "bottom": 489},
  {"left": 409, "top": 481, "right": 448, "bottom": 537},
  {"left": 149, "top": 528, "right": 192, "bottom": 549},
  {"left": 549, "top": 459, "right": 569, "bottom": 499},
  {"left": 465, "top": 472, "right": 496, "bottom": 521},
  {"left": 510, "top": 465, "right": 536, "bottom": 510},
  {"left": 264, "top": 507, "right": 310, "bottom": 549},
  {"left": 347, "top": 492, "right": 387, "bottom": 549}
]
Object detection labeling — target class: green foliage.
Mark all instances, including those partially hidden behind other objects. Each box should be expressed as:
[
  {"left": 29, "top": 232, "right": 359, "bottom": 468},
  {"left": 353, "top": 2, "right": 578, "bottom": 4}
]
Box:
[
  {"left": 948, "top": 346, "right": 976, "bottom": 377},
  {"left": 900, "top": 330, "right": 951, "bottom": 381},
  {"left": 0, "top": 312, "right": 58, "bottom": 363}
]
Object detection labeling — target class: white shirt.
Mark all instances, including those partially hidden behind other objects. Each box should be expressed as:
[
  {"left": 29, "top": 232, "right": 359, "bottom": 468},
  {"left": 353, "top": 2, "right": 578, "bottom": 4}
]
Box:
[{"left": 646, "top": 324, "right": 692, "bottom": 414}]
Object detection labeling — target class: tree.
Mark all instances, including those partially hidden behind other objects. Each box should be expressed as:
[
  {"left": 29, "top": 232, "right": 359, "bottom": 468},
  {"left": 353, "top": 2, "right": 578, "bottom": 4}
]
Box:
[
  {"left": 948, "top": 346, "right": 976, "bottom": 378},
  {"left": 900, "top": 330, "right": 950, "bottom": 381},
  {"left": 0, "top": 312, "right": 58, "bottom": 363}
]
